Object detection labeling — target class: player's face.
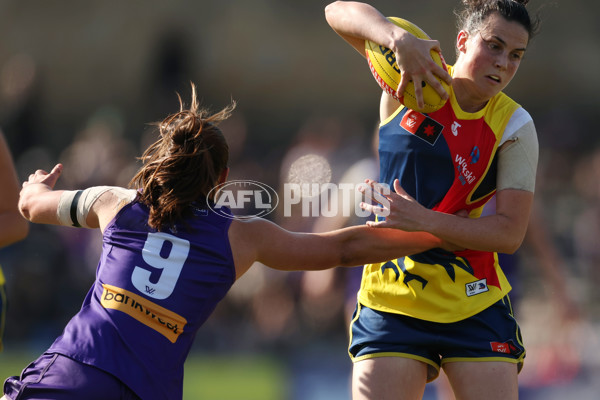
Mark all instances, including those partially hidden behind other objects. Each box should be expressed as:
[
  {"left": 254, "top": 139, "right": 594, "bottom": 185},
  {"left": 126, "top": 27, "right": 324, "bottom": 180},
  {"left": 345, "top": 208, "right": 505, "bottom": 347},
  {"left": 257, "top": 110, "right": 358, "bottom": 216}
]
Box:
[{"left": 455, "top": 12, "right": 529, "bottom": 111}]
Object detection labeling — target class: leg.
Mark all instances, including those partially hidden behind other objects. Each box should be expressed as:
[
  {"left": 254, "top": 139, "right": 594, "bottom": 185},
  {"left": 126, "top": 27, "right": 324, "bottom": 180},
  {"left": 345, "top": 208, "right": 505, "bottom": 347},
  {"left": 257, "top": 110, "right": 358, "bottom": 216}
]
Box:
[
  {"left": 443, "top": 361, "right": 518, "bottom": 400},
  {"left": 352, "top": 357, "right": 428, "bottom": 400}
]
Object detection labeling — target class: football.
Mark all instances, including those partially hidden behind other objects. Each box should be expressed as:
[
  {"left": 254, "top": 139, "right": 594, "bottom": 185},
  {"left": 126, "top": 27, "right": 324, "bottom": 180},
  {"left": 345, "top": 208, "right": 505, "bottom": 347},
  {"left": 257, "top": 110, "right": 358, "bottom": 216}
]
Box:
[{"left": 365, "top": 17, "right": 450, "bottom": 114}]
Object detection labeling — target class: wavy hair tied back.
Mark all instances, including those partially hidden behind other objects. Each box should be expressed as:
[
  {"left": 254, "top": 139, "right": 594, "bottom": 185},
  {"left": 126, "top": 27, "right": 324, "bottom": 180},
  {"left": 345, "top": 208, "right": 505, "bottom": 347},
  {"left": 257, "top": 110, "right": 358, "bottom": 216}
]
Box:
[{"left": 130, "top": 83, "right": 235, "bottom": 230}]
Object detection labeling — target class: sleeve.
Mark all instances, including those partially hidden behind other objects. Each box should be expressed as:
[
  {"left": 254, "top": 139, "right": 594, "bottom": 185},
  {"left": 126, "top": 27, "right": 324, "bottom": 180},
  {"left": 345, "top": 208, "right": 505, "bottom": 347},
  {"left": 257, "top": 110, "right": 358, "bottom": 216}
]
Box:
[{"left": 497, "top": 119, "right": 539, "bottom": 192}]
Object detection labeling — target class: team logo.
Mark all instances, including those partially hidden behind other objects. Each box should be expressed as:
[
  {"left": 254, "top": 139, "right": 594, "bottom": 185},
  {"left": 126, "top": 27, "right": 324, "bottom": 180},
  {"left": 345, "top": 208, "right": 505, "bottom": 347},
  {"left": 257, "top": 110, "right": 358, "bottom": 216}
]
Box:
[
  {"left": 490, "top": 340, "right": 523, "bottom": 356},
  {"left": 470, "top": 146, "right": 480, "bottom": 164},
  {"left": 400, "top": 109, "right": 443, "bottom": 145},
  {"left": 465, "top": 278, "right": 489, "bottom": 296},
  {"left": 451, "top": 121, "right": 462, "bottom": 136},
  {"left": 208, "top": 180, "right": 279, "bottom": 220}
]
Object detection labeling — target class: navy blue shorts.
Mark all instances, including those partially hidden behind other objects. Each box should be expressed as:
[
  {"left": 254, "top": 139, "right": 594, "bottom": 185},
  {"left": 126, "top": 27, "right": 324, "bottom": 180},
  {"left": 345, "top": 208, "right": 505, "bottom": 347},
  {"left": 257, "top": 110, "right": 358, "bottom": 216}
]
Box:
[
  {"left": 3, "top": 353, "right": 140, "bottom": 400},
  {"left": 349, "top": 296, "right": 525, "bottom": 382}
]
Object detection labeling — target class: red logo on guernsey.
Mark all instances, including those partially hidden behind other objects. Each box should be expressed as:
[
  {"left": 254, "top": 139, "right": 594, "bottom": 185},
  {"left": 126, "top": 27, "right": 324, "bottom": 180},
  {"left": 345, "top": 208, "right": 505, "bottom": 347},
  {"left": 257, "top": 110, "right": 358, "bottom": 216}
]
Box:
[
  {"left": 400, "top": 109, "right": 443, "bottom": 145},
  {"left": 400, "top": 109, "right": 426, "bottom": 133}
]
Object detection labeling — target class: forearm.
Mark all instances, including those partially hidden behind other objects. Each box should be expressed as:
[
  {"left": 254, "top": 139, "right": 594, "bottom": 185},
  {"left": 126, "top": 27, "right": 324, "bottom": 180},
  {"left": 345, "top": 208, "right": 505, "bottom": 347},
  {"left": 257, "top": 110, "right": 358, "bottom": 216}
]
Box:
[
  {"left": 419, "top": 210, "right": 528, "bottom": 254},
  {"left": 250, "top": 219, "right": 442, "bottom": 272},
  {"left": 0, "top": 212, "right": 28, "bottom": 247},
  {"left": 334, "top": 225, "right": 443, "bottom": 266},
  {"left": 325, "top": 1, "right": 409, "bottom": 53}
]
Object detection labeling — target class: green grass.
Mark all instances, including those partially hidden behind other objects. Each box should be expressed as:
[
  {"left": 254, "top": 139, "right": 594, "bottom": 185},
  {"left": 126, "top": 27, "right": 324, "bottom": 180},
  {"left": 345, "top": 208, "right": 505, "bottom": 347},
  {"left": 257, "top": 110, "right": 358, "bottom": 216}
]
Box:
[{"left": 0, "top": 351, "right": 288, "bottom": 400}]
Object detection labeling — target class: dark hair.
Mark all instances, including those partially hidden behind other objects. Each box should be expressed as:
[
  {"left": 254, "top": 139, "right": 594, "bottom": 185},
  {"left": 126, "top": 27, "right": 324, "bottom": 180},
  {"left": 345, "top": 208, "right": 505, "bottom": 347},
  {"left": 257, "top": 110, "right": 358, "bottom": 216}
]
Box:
[
  {"left": 456, "top": 0, "right": 541, "bottom": 40},
  {"left": 129, "top": 83, "right": 235, "bottom": 230}
]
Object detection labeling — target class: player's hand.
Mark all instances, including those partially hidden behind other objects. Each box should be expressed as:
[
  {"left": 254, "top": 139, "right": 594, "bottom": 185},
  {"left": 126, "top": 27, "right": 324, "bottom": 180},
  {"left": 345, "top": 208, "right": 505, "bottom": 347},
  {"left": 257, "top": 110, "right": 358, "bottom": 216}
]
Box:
[
  {"left": 22, "top": 163, "right": 63, "bottom": 190},
  {"left": 392, "top": 34, "right": 451, "bottom": 109},
  {"left": 359, "top": 178, "right": 429, "bottom": 232}
]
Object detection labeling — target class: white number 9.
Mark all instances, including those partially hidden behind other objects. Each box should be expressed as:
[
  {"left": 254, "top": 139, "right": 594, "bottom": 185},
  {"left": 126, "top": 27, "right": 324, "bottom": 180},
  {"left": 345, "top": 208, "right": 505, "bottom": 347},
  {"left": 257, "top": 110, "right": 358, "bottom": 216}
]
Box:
[{"left": 131, "top": 232, "right": 190, "bottom": 299}]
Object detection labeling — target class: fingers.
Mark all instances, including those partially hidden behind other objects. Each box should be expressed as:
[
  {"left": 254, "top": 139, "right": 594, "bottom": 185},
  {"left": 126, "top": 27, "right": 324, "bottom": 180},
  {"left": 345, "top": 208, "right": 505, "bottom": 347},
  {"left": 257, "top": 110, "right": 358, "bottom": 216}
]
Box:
[
  {"left": 393, "top": 179, "right": 404, "bottom": 195},
  {"left": 43, "top": 163, "right": 63, "bottom": 188},
  {"left": 359, "top": 201, "right": 387, "bottom": 217},
  {"left": 413, "top": 78, "right": 424, "bottom": 110},
  {"left": 23, "top": 164, "right": 63, "bottom": 188},
  {"left": 50, "top": 163, "right": 63, "bottom": 175},
  {"left": 359, "top": 179, "right": 391, "bottom": 205},
  {"left": 396, "top": 74, "right": 410, "bottom": 102}
]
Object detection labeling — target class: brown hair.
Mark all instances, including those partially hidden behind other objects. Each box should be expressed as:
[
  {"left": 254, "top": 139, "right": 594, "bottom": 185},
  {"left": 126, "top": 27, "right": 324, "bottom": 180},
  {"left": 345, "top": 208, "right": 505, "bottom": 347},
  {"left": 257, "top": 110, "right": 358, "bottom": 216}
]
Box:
[
  {"left": 129, "top": 83, "right": 235, "bottom": 230},
  {"left": 456, "top": 0, "right": 541, "bottom": 40}
]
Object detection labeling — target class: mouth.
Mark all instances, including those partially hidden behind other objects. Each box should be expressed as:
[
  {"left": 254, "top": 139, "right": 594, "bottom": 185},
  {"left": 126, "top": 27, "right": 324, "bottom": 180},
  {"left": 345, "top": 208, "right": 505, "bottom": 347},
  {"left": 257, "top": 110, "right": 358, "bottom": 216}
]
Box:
[{"left": 487, "top": 75, "right": 502, "bottom": 84}]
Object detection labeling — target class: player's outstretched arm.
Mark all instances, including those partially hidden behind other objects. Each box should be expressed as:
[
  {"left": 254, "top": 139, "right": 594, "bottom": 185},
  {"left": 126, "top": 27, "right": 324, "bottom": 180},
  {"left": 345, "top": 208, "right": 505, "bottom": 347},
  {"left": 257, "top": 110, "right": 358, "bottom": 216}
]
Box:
[
  {"left": 360, "top": 178, "right": 533, "bottom": 254},
  {"left": 228, "top": 216, "right": 446, "bottom": 279},
  {"left": 18, "top": 164, "right": 129, "bottom": 231}
]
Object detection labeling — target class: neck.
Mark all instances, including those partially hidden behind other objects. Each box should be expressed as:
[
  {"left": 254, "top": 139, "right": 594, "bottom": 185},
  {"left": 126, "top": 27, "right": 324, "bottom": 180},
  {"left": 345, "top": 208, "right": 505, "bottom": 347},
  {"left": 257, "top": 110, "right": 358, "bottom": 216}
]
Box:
[{"left": 451, "top": 64, "right": 489, "bottom": 113}]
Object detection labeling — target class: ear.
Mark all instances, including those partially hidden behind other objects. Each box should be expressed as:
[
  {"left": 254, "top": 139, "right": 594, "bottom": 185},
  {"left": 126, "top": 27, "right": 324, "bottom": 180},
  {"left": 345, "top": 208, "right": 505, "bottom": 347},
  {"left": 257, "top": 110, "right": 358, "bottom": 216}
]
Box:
[{"left": 456, "top": 30, "right": 469, "bottom": 54}]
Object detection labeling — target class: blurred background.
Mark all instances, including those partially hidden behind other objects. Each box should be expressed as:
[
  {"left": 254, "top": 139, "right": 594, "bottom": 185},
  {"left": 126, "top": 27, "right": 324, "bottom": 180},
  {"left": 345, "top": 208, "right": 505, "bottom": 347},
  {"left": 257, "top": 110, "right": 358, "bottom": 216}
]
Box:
[{"left": 1, "top": 0, "right": 599, "bottom": 399}]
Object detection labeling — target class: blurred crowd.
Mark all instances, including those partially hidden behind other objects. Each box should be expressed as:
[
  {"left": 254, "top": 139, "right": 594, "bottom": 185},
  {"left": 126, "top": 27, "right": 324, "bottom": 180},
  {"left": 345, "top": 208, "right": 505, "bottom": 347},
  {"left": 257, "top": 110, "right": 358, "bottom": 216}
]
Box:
[{"left": 1, "top": 1, "right": 600, "bottom": 398}]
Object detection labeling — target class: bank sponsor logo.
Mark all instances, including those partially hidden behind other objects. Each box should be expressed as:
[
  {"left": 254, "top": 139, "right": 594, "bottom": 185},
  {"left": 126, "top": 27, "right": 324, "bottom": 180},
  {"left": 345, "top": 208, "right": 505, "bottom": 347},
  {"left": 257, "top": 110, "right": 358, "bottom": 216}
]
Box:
[{"left": 101, "top": 284, "right": 187, "bottom": 343}]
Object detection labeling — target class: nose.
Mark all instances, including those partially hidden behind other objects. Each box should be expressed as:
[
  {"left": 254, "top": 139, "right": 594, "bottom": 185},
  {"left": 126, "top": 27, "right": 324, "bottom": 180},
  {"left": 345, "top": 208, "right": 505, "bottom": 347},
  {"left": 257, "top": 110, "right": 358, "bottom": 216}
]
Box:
[{"left": 495, "top": 53, "right": 508, "bottom": 71}]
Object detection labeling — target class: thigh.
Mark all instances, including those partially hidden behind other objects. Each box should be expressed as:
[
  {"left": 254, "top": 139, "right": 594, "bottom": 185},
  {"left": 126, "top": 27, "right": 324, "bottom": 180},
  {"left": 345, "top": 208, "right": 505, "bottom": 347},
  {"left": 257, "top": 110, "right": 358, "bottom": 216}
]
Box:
[
  {"left": 349, "top": 304, "right": 441, "bottom": 381},
  {"left": 352, "top": 357, "right": 428, "bottom": 400},
  {"left": 443, "top": 361, "right": 518, "bottom": 400}
]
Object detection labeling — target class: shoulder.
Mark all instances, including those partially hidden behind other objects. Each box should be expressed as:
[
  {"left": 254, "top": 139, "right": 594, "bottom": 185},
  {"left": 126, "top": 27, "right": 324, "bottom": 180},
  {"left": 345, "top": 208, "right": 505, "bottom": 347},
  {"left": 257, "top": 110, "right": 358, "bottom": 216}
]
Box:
[
  {"left": 501, "top": 107, "right": 536, "bottom": 145},
  {"left": 91, "top": 186, "right": 137, "bottom": 230},
  {"left": 92, "top": 187, "right": 137, "bottom": 212},
  {"left": 487, "top": 91, "right": 522, "bottom": 117}
]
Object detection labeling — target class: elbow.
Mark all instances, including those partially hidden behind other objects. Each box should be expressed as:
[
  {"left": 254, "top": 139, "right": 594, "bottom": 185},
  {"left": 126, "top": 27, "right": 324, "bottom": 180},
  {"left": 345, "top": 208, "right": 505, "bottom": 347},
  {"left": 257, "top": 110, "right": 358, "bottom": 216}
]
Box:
[
  {"left": 324, "top": 1, "right": 344, "bottom": 25},
  {"left": 499, "top": 235, "right": 525, "bottom": 255}
]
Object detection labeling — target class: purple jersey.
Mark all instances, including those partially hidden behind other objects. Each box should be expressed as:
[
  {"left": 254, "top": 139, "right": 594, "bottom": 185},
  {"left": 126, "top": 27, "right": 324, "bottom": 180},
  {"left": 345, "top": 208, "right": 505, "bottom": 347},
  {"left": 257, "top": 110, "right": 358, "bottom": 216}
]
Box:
[{"left": 47, "top": 200, "right": 235, "bottom": 399}]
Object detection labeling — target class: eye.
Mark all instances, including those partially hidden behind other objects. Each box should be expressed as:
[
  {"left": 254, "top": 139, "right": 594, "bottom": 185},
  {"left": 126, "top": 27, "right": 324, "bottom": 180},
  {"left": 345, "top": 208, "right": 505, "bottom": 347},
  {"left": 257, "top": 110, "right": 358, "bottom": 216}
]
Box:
[
  {"left": 488, "top": 42, "right": 501, "bottom": 51},
  {"left": 511, "top": 52, "right": 523, "bottom": 61}
]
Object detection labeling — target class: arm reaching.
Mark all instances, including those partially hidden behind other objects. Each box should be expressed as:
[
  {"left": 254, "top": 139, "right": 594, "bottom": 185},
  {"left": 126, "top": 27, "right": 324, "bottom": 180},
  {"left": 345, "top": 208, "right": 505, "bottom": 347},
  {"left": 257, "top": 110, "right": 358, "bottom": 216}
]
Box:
[
  {"left": 228, "top": 216, "right": 447, "bottom": 279},
  {"left": 18, "top": 164, "right": 134, "bottom": 232},
  {"left": 360, "top": 178, "right": 532, "bottom": 254}
]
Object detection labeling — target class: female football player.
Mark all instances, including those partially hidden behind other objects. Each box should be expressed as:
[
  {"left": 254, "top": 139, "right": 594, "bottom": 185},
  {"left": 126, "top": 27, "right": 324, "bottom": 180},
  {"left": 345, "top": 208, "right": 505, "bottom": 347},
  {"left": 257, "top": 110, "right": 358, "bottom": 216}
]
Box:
[
  {"left": 4, "top": 83, "right": 457, "bottom": 400},
  {"left": 0, "top": 130, "right": 29, "bottom": 352},
  {"left": 325, "top": 0, "right": 540, "bottom": 399}
]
